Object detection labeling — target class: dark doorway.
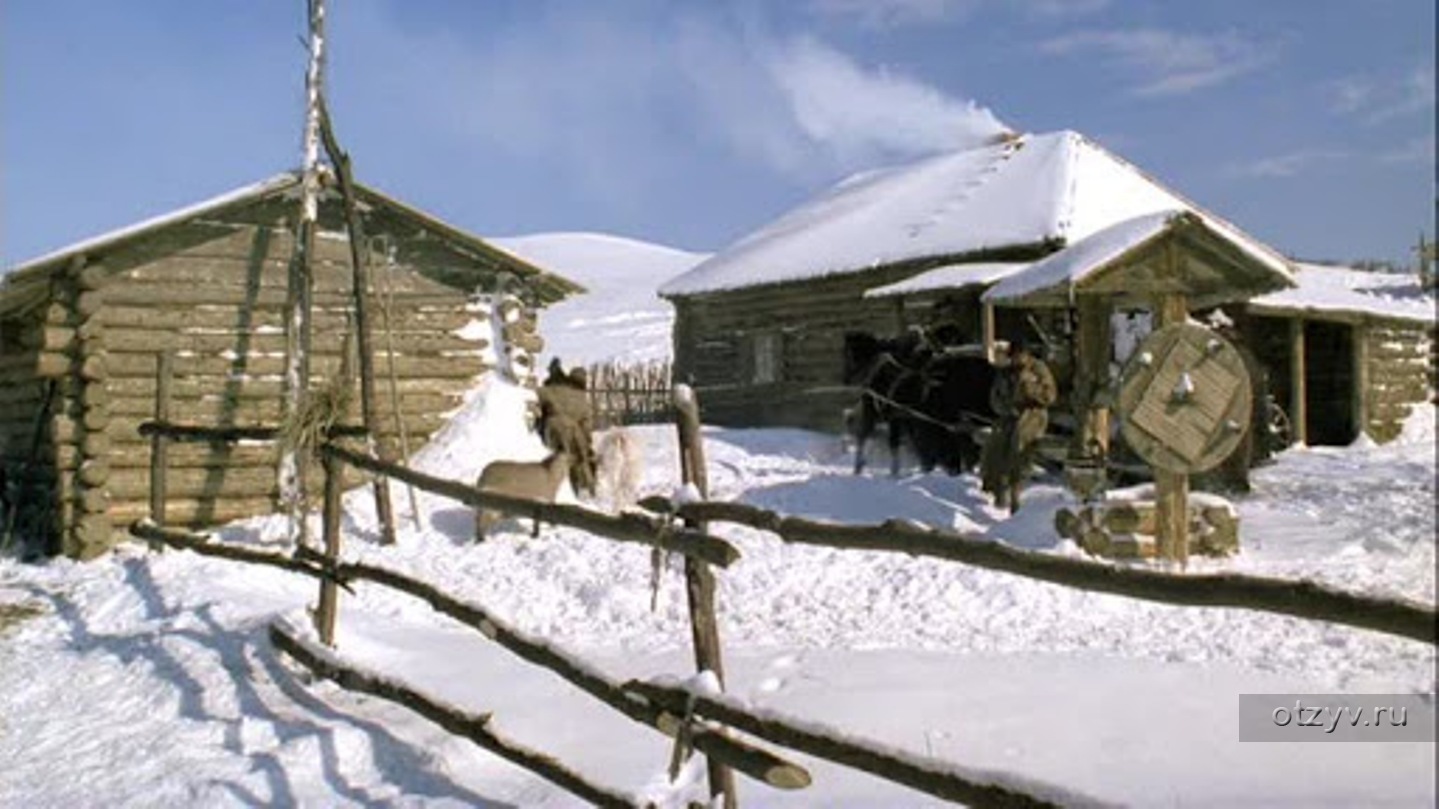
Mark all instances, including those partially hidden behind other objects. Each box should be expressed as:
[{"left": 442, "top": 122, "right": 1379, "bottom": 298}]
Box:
[{"left": 1303, "top": 321, "right": 1357, "bottom": 445}]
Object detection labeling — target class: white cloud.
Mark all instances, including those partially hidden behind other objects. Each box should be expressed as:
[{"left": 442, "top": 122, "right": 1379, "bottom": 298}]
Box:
[
  {"left": 806, "top": 0, "right": 979, "bottom": 27},
  {"left": 1378, "top": 137, "right": 1434, "bottom": 166},
  {"left": 1225, "top": 149, "right": 1349, "bottom": 179},
  {"left": 1328, "top": 66, "right": 1435, "bottom": 125},
  {"left": 1039, "top": 28, "right": 1273, "bottom": 96}
]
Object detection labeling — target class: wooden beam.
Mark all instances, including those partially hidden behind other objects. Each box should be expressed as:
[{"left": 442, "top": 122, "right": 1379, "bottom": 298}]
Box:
[
  {"left": 1353, "top": 321, "right": 1370, "bottom": 441},
  {"left": 644, "top": 500, "right": 1439, "bottom": 645},
  {"left": 269, "top": 621, "right": 641, "bottom": 808},
  {"left": 321, "top": 441, "right": 741, "bottom": 568},
  {"left": 1154, "top": 287, "right": 1189, "bottom": 566},
  {"left": 1290, "top": 318, "right": 1308, "bottom": 446}
]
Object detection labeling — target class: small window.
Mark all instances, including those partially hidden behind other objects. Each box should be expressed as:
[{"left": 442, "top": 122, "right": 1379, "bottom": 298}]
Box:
[{"left": 752, "top": 331, "right": 781, "bottom": 384}]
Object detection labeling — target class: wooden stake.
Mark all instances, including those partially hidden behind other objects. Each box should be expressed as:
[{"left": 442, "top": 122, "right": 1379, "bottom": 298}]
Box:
[
  {"left": 672, "top": 385, "right": 736, "bottom": 809},
  {"left": 281, "top": 0, "right": 327, "bottom": 548},
  {"left": 317, "top": 99, "right": 396, "bottom": 545},
  {"left": 148, "top": 351, "right": 174, "bottom": 539},
  {"left": 316, "top": 447, "right": 342, "bottom": 646}
]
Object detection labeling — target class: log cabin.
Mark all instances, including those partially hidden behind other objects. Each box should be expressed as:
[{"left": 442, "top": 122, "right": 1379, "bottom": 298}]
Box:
[
  {"left": 0, "top": 170, "right": 581, "bottom": 559},
  {"left": 658, "top": 130, "right": 1291, "bottom": 432}
]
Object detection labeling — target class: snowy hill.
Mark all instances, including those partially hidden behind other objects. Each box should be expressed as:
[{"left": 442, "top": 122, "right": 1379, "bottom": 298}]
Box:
[{"left": 490, "top": 231, "right": 709, "bottom": 366}]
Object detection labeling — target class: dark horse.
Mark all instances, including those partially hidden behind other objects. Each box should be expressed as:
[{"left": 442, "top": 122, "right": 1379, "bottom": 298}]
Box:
[{"left": 842, "top": 330, "right": 997, "bottom": 477}]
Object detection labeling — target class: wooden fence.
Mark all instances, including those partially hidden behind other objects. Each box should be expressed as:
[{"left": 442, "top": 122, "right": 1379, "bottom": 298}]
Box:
[
  {"left": 131, "top": 378, "right": 1438, "bottom": 806},
  {"left": 586, "top": 360, "right": 672, "bottom": 427}
]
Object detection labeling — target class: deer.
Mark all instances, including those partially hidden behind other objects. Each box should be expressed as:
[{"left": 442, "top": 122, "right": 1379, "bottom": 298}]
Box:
[{"left": 473, "top": 450, "right": 570, "bottom": 542}]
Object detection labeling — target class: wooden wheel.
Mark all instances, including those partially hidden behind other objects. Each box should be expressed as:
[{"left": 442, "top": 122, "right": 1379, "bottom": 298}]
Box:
[{"left": 1116, "top": 323, "right": 1253, "bottom": 474}]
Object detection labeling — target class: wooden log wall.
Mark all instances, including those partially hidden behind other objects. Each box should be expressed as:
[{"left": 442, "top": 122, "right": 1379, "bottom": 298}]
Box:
[
  {"left": 671, "top": 265, "right": 937, "bottom": 431},
  {"left": 90, "top": 222, "right": 493, "bottom": 531},
  {"left": 1362, "top": 321, "right": 1435, "bottom": 443}
]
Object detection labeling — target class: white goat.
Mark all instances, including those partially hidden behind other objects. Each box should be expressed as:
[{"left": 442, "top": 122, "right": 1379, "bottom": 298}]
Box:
[
  {"left": 595, "top": 428, "right": 644, "bottom": 513},
  {"left": 473, "top": 450, "right": 569, "bottom": 542}
]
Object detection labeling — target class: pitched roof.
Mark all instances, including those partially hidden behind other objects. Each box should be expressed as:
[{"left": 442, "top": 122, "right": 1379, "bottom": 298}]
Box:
[
  {"left": 983, "top": 210, "right": 1293, "bottom": 307},
  {"left": 660, "top": 130, "right": 1284, "bottom": 298},
  {"left": 2, "top": 170, "right": 583, "bottom": 305}
]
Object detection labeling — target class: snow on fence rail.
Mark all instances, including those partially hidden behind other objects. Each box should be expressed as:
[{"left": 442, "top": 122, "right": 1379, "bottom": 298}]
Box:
[{"left": 642, "top": 500, "right": 1439, "bottom": 645}]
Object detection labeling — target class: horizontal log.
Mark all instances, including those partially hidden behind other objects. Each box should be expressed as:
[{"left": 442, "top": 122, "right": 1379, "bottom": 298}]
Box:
[
  {"left": 107, "top": 391, "right": 460, "bottom": 422},
  {"left": 102, "top": 326, "right": 481, "bottom": 357},
  {"left": 0, "top": 351, "right": 69, "bottom": 378},
  {"left": 61, "top": 441, "right": 277, "bottom": 470},
  {"left": 323, "top": 443, "right": 740, "bottom": 568},
  {"left": 125, "top": 255, "right": 453, "bottom": 297},
  {"left": 136, "top": 421, "right": 370, "bottom": 443},
  {"left": 67, "top": 513, "right": 116, "bottom": 560},
  {"left": 328, "top": 557, "right": 809, "bottom": 791},
  {"left": 101, "top": 374, "right": 474, "bottom": 402},
  {"left": 266, "top": 621, "right": 640, "bottom": 808},
  {"left": 660, "top": 501, "right": 1438, "bottom": 645},
  {"left": 105, "top": 465, "right": 280, "bottom": 501},
  {"left": 112, "top": 496, "right": 277, "bottom": 527},
  {"left": 626, "top": 680, "right": 1078, "bottom": 808},
  {"left": 104, "top": 350, "right": 489, "bottom": 381},
  {"left": 100, "top": 303, "right": 473, "bottom": 334},
  {"left": 103, "top": 280, "right": 465, "bottom": 309}
]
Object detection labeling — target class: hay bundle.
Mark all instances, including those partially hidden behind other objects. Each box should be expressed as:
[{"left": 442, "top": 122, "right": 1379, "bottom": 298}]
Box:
[{"left": 280, "top": 375, "right": 354, "bottom": 460}]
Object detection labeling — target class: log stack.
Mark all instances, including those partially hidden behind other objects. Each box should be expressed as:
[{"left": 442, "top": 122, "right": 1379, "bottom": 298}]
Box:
[{"left": 1055, "top": 499, "right": 1240, "bottom": 560}]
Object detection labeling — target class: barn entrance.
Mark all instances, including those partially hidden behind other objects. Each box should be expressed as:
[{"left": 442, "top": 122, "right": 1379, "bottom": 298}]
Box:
[{"left": 1302, "top": 320, "right": 1357, "bottom": 445}]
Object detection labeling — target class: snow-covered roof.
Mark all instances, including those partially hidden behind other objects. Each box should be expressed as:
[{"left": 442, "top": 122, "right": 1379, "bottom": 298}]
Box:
[
  {"left": 2, "top": 170, "right": 584, "bottom": 306},
  {"left": 863, "top": 262, "right": 1029, "bottom": 298},
  {"left": 1247, "top": 262, "right": 1436, "bottom": 325},
  {"left": 660, "top": 129, "right": 1286, "bottom": 298},
  {"left": 983, "top": 210, "right": 1293, "bottom": 307},
  {"left": 6, "top": 172, "right": 302, "bottom": 278}
]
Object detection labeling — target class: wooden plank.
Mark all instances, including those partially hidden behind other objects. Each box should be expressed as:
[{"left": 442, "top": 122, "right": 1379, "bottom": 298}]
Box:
[{"left": 106, "top": 391, "right": 460, "bottom": 421}]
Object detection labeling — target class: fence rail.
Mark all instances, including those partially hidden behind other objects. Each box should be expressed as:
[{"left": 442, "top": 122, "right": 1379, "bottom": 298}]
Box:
[
  {"left": 132, "top": 375, "right": 1436, "bottom": 806},
  {"left": 640, "top": 499, "right": 1438, "bottom": 645}
]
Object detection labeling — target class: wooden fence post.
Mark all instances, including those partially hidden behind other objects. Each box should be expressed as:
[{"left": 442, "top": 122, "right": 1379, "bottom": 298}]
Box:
[
  {"left": 673, "top": 385, "right": 737, "bottom": 808},
  {"left": 1154, "top": 288, "right": 1190, "bottom": 567},
  {"left": 148, "top": 350, "right": 174, "bottom": 546},
  {"left": 316, "top": 446, "right": 344, "bottom": 646}
]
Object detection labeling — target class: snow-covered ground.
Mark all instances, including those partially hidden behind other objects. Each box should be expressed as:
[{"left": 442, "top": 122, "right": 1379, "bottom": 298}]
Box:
[{"left": 2, "top": 372, "right": 1434, "bottom": 807}]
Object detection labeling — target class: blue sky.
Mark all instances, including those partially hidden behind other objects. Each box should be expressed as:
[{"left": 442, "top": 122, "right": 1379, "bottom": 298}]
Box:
[{"left": 3, "top": 0, "right": 1433, "bottom": 267}]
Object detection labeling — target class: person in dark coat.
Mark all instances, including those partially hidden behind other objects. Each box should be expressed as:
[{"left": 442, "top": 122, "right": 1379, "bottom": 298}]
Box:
[
  {"left": 980, "top": 339, "right": 1057, "bottom": 513},
  {"left": 535, "top": 362, "right": 598, "bottom": 497}
]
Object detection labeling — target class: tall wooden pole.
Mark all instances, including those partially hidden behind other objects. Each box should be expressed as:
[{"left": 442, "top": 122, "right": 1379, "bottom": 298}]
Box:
[
  {"left": 1154, "top": 290, "right": 1189, "bottom": 566},
  {"left": 673, "top": 386, "right": 736, "bottom": 809},
  {"left": 1289, "top": 319, "right": 1307, "bottom": 446},
  {"left": 281, "top": 0, "right": 326, "bottom": 547},
  {"left": 318, "top": 101, "right": 398, "bottom": 545}
]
